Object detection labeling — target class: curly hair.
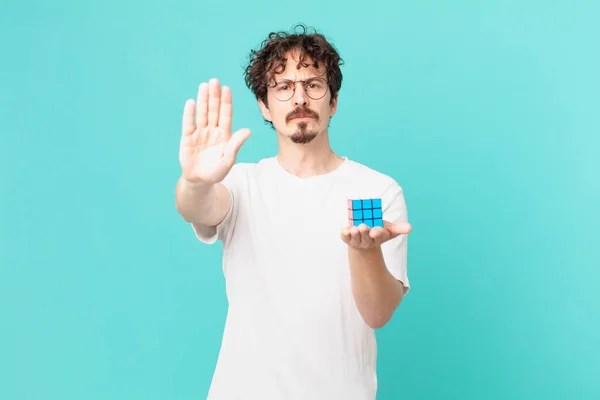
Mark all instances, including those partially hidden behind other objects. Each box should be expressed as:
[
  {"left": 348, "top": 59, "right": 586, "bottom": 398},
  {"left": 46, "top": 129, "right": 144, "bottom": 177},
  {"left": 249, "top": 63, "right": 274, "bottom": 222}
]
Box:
[{"left": 244, "top": 24, "right": 344, "bottom": 115}]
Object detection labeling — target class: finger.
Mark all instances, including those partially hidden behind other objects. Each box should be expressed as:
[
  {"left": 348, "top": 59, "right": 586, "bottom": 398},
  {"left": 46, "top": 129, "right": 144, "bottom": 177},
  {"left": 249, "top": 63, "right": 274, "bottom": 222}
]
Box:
[
  {"left": 223, "top": 128, "right": 251, "bottom": 163},
  {"left": 340, "top": 227, "right": 351, "bottom": 243},
  {"left": 369, "top": 227, "right": 391, "bottom": 244},
  {"left": 195, "top": 82, "right": 209, "bottom": 129},
  {"left": 182, "top": 99, "right": 196, "bottom": 136},
  {"left": 218, "top": 86, "right": 233, "bottom": 135},
  {"left": 385, "top": 221, "right": 413, "bottom": 237},
  {"left": 369, "top": 226, "right": 385, "bottom": 239},
  {"left": 358, "top": 224, "right": 372, "bottom": 246},
  {"left": 207, "top": 78, "right": 221, "bottom": 127},
  {"left": 349, "top": 226, "right": 362, "bottom": 247}
]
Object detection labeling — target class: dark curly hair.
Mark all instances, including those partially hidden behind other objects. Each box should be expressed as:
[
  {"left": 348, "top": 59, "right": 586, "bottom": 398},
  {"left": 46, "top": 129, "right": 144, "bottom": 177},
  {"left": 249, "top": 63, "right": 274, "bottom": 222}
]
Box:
[{"left": 244, "top": 24, "right": 344, "bottom": 123}]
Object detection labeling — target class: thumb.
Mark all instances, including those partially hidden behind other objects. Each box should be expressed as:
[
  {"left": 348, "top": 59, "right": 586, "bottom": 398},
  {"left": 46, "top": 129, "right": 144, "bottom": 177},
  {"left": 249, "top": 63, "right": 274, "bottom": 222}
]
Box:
[
  {"left": 223, "top": 128, "right": 251, "bottom": 163},
  {"left": 386, "top": 221, "right": 412, "bottom": 237}
]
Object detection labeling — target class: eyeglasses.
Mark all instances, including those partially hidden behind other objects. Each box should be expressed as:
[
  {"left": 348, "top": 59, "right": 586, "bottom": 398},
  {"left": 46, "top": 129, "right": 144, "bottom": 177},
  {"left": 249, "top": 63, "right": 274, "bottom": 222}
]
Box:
[{"left": 267, "top": 77, "right": 329, "bottom": 101}]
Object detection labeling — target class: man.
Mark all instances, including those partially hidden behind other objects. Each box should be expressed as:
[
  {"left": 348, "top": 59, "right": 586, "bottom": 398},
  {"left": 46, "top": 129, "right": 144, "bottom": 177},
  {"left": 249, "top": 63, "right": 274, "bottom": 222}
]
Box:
[{"left": 175, "top": 25, "right": 412, "bottom": 400}]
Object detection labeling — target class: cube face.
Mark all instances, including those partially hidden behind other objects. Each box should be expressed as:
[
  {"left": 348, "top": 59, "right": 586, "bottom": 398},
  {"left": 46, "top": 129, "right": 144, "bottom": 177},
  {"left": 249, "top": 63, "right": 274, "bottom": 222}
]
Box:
[{"left": 348, "top": 198, "right": 383, "bottom": 228}]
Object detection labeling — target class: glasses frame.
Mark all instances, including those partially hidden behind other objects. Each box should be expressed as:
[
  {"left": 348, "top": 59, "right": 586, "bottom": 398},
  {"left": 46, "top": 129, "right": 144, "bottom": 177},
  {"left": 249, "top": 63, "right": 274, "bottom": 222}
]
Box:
[{"left": 267, "top": 77, "right": 329, "bottom": 101}]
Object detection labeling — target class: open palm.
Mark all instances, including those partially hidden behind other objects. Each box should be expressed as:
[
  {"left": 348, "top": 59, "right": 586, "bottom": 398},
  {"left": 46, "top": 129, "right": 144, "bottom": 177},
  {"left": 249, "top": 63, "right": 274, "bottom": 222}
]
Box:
[{"left": 179, "top": 79, "right": 251, "bottom": 185}]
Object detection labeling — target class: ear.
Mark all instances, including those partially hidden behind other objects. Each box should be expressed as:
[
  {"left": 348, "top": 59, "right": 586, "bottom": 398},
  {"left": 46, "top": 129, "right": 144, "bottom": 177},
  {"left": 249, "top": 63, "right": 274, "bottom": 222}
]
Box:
[
  {"left": 329, "top": 93, "right": 339, "bottom": 117},
  {"left": 258, "top": 99, "right": 272, "bottom": 122}
]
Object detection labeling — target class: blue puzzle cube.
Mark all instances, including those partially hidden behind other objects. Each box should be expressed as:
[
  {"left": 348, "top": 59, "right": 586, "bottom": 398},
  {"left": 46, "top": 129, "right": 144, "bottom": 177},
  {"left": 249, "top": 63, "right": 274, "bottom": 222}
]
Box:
[{"left": 348, "top": 198, "right": 383, "bottom": 228}]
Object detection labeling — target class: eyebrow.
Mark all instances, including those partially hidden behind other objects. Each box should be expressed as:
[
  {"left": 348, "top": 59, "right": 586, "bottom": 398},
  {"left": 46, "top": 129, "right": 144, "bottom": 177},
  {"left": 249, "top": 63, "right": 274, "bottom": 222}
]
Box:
[{"left": 275, "top": 77, "right": 322, "bottom": 82}]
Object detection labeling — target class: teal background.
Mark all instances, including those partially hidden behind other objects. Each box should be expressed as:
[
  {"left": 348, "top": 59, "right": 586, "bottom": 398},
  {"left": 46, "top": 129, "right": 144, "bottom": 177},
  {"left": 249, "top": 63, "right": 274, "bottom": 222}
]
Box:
[{"left": 1, "top": 0, "right": 599, "bottom": 399}]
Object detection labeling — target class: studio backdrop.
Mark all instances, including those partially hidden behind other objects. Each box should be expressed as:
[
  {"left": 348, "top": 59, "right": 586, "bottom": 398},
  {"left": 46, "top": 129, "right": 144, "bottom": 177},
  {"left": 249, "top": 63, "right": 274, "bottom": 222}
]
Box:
[{"left": 1, "top": 0, "right": 598, "bottom": 399}]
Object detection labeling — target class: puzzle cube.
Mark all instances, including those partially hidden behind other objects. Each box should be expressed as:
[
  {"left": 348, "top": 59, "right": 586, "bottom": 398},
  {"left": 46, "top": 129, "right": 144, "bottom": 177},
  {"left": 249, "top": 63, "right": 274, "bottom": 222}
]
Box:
[{"left": 348, "top": 198, "right": 383, "bottom": 228}]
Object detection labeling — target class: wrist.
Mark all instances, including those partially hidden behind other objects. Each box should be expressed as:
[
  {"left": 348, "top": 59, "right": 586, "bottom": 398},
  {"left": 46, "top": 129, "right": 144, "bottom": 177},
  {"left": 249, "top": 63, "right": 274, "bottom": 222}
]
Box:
[
  {"left": 180, "top": 176, "right": 214, "bottom": 191},
  {"left": 348, "top": 244, "right": 382, "bottom": 257}
]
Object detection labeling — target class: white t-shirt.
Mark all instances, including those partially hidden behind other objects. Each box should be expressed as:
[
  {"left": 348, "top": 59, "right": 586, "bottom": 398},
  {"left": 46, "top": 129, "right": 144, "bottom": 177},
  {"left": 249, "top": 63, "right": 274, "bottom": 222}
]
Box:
[{"left": 192, "top": 156, "right": 410, "bottom": 400}]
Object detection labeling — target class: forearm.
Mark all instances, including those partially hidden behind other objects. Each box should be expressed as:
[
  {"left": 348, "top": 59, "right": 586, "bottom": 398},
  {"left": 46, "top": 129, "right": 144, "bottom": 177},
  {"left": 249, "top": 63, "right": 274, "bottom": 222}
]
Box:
[
  {"left": 348, "top": 246, "right": 405, "bottom": 329},
  {"left": 174, "top": 177, "right": 230, "bottom": 226}
]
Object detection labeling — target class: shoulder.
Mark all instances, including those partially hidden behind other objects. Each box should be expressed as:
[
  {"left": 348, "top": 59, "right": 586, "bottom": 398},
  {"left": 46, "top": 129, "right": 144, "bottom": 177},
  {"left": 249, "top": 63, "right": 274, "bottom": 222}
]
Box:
[{"left": 344, "top": 159, "right": 404, "bottom": 192}]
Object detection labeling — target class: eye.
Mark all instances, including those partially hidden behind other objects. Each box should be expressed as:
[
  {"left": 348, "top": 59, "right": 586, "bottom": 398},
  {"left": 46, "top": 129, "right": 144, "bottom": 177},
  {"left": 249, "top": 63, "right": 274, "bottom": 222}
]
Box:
[{"left": 276, "top": 82, "right": 292, "bottom": 91}]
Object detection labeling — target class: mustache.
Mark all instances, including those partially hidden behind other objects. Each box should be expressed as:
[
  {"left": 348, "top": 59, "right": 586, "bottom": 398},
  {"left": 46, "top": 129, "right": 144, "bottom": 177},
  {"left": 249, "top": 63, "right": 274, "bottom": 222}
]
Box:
[{"left": 286, "top": 107, "right": 319, "bottom": 123}]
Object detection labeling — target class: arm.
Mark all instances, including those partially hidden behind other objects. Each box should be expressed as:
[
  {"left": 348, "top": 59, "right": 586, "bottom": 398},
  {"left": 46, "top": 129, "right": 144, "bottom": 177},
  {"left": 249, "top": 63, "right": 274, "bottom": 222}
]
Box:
[
  {"left": 348, "top": 245, "right": 406, "bottom": 329},
  {"left": 175, "top": 177, "right": 231, "bottom": 227},
  {"left": 341, "top": 221, "right": 412, "bottom": 329}
]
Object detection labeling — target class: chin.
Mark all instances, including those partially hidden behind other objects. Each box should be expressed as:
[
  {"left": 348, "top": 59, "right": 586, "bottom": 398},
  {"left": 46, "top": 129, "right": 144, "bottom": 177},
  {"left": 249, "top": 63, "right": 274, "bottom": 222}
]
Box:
[
  {"left": 289, "top": 121, "right": 318, "bottom": 144},
  {"left": 290, "top": 132, "right": 318, "bottom": 144}
]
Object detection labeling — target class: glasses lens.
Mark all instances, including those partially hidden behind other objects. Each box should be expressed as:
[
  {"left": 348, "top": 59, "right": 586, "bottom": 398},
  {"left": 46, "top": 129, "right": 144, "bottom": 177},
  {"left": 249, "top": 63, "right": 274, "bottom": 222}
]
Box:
[
  {"left": 272, "top": 81, "right": 294, "bottom": 101},
  {"left": 305, "top": 78, "right": 328, "bottom": 100}
]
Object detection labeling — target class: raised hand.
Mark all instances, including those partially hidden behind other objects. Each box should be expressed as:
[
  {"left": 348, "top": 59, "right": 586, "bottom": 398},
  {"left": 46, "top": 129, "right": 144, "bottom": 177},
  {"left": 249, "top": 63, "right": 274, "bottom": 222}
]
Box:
[{"left": 179, "top": 79, "right": 251, "bottom": 185}]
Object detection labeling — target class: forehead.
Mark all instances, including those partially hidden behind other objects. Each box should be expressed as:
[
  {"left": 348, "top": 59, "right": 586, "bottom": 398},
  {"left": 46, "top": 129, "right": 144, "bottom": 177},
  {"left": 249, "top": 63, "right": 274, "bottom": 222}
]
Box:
[{"left": 271, "top": 49, "right": 326, "bottom": 80}]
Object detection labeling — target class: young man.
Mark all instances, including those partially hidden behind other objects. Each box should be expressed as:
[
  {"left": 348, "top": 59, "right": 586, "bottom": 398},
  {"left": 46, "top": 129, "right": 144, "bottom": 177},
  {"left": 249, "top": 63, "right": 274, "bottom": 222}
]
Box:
[{"left": 175, "top": 26, "right": 412, "bottom": 400}]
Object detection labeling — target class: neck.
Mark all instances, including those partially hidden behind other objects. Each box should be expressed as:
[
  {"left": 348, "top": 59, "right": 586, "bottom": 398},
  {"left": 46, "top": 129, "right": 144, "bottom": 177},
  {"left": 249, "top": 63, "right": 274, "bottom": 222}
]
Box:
[{"left": 276, "top": 130, "right": 344, "bottom": 178}]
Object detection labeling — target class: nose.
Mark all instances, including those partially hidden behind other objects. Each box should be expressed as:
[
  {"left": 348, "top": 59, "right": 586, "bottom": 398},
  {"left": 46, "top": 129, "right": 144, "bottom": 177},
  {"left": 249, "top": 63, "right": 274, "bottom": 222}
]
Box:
[{"left": 292, "top": 83, "right": 309, "bottom": 106}]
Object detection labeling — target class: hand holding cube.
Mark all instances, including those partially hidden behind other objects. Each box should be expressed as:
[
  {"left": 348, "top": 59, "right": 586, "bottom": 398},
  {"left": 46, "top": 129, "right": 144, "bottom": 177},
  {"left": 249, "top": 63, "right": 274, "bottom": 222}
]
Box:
[{"left": 341, "top": 198, "right": 412, "bottom": 249}]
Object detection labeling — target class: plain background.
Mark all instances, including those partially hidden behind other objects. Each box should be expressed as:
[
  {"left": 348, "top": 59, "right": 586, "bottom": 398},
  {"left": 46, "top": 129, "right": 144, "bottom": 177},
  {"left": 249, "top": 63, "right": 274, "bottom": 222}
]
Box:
[{"left": 1, "top": 0, "right": 599, "bottom": 399}]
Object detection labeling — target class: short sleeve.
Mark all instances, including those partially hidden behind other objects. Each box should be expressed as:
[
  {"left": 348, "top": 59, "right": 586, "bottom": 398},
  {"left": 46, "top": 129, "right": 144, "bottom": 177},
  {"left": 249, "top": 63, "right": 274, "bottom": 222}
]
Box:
[
  {"left": 191, "top": 163, "right": 246, "bottom": 245},
  {"left": 381, "top": 179, "right": 411, "bottom": 294}
]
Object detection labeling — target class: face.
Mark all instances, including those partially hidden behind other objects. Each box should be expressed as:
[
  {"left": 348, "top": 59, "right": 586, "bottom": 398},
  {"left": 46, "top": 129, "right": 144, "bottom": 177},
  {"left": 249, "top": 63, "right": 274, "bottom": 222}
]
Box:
[{"left": 258, "top": 50, "right": 338, "bottom": 144}]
